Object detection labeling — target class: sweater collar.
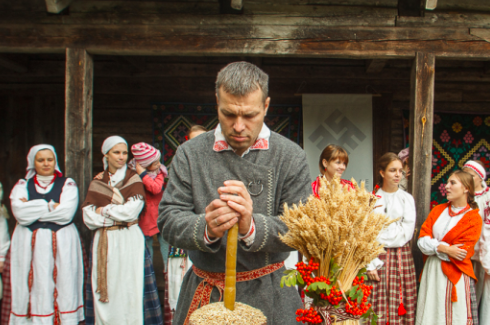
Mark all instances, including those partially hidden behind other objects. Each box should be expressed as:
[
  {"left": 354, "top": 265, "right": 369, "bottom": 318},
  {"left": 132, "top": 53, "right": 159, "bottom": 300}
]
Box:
[{"left": 213, "top": 123, "right": 270, "bottom": 157}]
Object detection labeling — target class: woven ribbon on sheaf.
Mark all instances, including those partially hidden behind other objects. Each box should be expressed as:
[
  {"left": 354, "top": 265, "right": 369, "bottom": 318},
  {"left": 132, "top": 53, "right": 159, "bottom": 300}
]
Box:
[{"left": 313, "top": 304, "right": 361, "bottom": 325}]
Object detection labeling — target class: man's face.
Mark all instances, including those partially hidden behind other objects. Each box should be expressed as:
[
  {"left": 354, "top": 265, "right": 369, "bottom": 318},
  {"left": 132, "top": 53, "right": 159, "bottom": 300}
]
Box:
[{"left": 216, "top": 87, "right": 270, "bottom": 156}]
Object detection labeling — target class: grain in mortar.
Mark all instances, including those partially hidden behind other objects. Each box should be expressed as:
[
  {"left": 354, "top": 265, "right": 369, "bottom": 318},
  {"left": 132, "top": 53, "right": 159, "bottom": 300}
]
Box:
[{"left": 189, "top": 302, "right": 267, "bottom": 325}]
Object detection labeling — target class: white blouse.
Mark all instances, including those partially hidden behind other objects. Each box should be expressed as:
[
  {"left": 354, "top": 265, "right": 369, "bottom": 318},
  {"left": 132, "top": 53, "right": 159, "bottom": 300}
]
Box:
[
  {"left": 473, "top": 186, "right": 490, "bottom": 262},
  {"left": 0, "top": 205, "right": 10, "bottom": 262},
  {"left": 418, "top": 206, "right": 467, "bottom": 262},
  {"left": 10, "top": 177, "right": 79, "bottom": 227},
  {"left": 366, "top": 188, "right": 416, "bottom": 271}
]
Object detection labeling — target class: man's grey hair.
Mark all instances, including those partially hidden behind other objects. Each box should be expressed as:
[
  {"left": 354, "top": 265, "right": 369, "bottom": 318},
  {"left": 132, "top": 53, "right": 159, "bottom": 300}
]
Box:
[{"left": 215, "top": 61, "right": 269, "bottom": 102}]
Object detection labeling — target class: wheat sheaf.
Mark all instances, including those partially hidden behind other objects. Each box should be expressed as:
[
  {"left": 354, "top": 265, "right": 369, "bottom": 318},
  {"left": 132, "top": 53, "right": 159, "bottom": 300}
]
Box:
[{"left": 279, "top": 176, "right": 397, "bottom": 292}]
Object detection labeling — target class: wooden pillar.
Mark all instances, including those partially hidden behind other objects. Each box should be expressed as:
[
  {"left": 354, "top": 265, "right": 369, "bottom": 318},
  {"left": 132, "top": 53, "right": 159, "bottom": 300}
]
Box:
[
  {"left": 408, "top": 52, "right": 435, "bottom": 276},
  {"left": 65, "top": 48, "right": 93, "bottom": 247},
  {"left": 372, "top": 94, "right": 393, "bottom": 182}
]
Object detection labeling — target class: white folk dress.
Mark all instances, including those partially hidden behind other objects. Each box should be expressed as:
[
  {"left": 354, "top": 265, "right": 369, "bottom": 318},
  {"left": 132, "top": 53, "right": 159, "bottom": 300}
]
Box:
[
  {"left": 0, "top": 204, "right": 11, "bottom": 299},
  {"left": 417, "top": 206, "right": 474, "bottom": 325},
  {"left": 168, "top": 256, "right": 192, "bottom": 310},
  {"left": 478, "top": 184, "right": 490, "bottom": 325},
  {"left": 82, "top": 171, "right": 145, "bottom": 325},
  {"left": 9, "top": 177, "right": 84, "bottom": 325}
]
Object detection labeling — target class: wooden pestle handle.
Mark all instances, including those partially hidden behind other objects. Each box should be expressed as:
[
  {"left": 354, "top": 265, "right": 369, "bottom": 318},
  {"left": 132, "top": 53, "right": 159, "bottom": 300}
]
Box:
[{"left": 224, "top": 223, "right": 239, "bottom": 311}]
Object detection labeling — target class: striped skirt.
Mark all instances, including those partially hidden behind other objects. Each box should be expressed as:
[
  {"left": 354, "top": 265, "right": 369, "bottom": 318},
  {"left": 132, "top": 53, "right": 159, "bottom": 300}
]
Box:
[{"left": 367, "top": 244, "right": 417, "bottom": 325}]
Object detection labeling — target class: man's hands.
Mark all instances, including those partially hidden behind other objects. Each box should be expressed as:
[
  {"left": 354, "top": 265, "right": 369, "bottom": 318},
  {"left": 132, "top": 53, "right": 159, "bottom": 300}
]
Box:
[
  {"left": 205, "top": 180, "right": 254, "bottom": 239},
  {"left": 438, "top": 243, "right": 467, "bottom": 261}
]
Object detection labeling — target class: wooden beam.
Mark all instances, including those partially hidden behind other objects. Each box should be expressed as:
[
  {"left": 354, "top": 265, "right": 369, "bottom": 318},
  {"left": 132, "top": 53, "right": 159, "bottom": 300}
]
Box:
[
  {"left": 1, "top": 24, "right": 490, "bottom": 59},
  {"left": 365, "top": 59, "right": 387, "bottom": 74},
  {"left": 65, "top": 48, "right": 93, "bottom": 248},
  {"left": 408, "top": 52, "right": 435, "bottom": 276},
  {"left": 121, "top": 56, "right": 146, "bottom": 72},
  {"left": 0, "top": 55, "right": 28, "bottom": 73},
  {"left": 45, "top": 0, "right": 74, "bottom": 14}
]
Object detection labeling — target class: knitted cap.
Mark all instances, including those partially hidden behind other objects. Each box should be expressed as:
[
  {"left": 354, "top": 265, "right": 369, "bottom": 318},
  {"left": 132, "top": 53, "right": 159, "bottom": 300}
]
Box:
[
  {"left": 131, "top": 142, "right": 161, "bottom": 168},
  {"left": 463, "top": 160, "right": 486, "bottom": 180}
]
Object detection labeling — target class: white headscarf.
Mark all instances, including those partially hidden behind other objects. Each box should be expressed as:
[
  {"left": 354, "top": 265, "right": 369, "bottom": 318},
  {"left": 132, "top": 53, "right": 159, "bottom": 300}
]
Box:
[
  {"left": 102, "top": 136, "right": 128, "bottom": 170},
  {"left": 25, "top": 144, "right": 62, "bottom": 180}
]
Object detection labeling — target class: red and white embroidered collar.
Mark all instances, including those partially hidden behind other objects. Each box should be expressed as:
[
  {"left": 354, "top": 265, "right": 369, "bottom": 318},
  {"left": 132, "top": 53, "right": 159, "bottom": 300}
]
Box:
[
  {"left": 213, "top": 123, "right": 271, "bottom": 157},
  {"left": 476, "top": 186, "right": 489, "bottom": 197}
]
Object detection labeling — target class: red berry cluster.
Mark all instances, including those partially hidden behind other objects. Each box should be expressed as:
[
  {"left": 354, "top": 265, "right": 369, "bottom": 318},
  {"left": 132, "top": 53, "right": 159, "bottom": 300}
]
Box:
[
  {"left": 295, "top": 307, "right": 322, "bottom": 324},
  {"left": 295, "top": 258, "right": 319, "bottom": 287},
  {"left": 345, "top": 276, "right": 373, "bottom": 316},
  {"left": 320, "top": 285, "right": 343, "bottom": 305}
]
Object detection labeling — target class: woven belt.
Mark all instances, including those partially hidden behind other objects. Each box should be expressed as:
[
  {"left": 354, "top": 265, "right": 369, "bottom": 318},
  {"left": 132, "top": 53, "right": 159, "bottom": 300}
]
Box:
[
  {"left": 96, "top": 220, "right": 138, "bottom": 303},
  {"left": 184, "top": 261, "right": 284, "bottom": 325}
]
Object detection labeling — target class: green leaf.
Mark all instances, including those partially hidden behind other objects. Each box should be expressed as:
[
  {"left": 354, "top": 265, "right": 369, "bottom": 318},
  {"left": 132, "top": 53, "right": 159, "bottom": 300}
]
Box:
[
  {"left": 357, "top": 295, "right": 362, "bottom": 304},
  {"left": 297, "top": 273, "right": 305, "bottom": 285},
  {"left": 280, "top": 277, "right": 285, "bottom": 288},
  {"left": 316, "top": 282, "right": 328, "bottom": 291},
  {"left": 357, "top": 267, "right": 367, "bottom": 276},
  {"left": 285, "top": 277, "right": 292, "bottom": 287},
  {"left": 349, "top": 285, "right": 359, "bottom": 298}
]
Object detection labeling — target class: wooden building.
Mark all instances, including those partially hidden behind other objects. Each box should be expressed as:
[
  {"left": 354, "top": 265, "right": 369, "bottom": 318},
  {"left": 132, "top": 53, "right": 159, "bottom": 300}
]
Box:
[{"left": 1, "top": 0, "right": 490, "bottom": 290}]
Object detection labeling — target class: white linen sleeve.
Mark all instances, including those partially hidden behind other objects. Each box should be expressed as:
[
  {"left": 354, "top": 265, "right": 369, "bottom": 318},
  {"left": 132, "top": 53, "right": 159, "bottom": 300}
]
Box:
[
  {"left": 480, "top": 219, "right": 490, "bottom": 274},
  {"left": 418, "top": 236, "right": 450, "bottom": 261},
  {"left": 0, "top": 215, "right": 10, "bottom": 262},
  {"left": 10, "top": 180, "right": 49, "bottom": 226},
  {"left": 366, "top": 257, "right": 384, "bottom": 271},
  {"left": 83, "top": 205, "right": 115, "bottom": 230},
  {"left": 38, "top": 178, "right": 78, "bottom": 225},
  {"left": 378, "top": 194, "right": 416, "bottom": 248},
  {"left": 101, "top": 197, "right": 144, "bottom": 223}
]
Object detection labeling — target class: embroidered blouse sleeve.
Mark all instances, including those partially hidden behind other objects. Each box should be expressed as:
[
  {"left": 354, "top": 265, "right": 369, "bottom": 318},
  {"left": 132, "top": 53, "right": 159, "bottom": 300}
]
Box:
[
  {"left": 100, "top": 196, "right": 144, "bottom": 223},
  {"left": 83, "top": 204, "right": 115, "bottom": 230},
  {"left": 377, "top": 192, "right": 416, "bottom": 248},
  {"left": 480, "top": 216, "right": 490, "bottom": 274},
  {"left": 10, "top": 179, "right": 49, "bottom": 226},
  {"left": 38, "top": 178, "right": 79, "bottom": 225},
  {"left": 0, "top": 213, "right": 10, "bottom": 262}
]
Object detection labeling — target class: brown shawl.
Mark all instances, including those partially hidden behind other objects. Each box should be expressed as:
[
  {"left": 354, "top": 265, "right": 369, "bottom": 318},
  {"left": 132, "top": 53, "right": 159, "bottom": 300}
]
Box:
[
  {"left": 83, "top": 168, "right": 146, "bottom": 302},
  {"left": 82, "top": 168, "right": 146, "bottom": 209}
]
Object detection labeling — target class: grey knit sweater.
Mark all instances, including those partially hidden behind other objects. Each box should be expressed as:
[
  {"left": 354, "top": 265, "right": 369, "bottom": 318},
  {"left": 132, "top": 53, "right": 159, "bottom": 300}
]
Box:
[{"left": 158, "top": 130, "right": 312, "bottom": 324}]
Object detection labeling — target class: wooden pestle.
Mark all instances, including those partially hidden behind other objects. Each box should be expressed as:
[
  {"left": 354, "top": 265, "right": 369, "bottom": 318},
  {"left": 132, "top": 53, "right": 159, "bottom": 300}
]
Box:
[{"left": 224, "top": 223, "right": 239, "bottom": 311}]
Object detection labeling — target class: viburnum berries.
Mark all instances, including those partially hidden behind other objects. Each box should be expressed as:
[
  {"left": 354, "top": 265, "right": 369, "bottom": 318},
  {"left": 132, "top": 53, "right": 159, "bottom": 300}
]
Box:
[
  {"left": 295, "top": 259, "right": 319, "bottom": 287},
  {"left": 295, "top": 307, "right": 323, "bottom": 324},
  {"left": 345, "top": 276, "right": 373, "bottom": 316}
]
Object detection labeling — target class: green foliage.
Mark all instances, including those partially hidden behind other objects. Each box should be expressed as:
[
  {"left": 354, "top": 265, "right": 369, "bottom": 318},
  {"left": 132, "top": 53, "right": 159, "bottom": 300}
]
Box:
[{"left": 281, "top": 269, "right": 302, "bottom": 288}]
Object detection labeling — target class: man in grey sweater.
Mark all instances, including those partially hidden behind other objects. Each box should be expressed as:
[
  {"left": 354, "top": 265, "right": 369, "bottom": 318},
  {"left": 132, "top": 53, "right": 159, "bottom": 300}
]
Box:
[{"left": 158, "top": 61, "right": 312, "bottom": 325}]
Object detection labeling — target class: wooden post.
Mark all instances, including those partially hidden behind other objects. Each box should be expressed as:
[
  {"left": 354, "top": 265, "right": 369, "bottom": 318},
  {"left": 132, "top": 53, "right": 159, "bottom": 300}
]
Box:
[
  {"left": 65, "top": 48, "right": 93, "bottom": 248},
  {"left": 408, "top": 52, "right": 435, "bottom": 276}
]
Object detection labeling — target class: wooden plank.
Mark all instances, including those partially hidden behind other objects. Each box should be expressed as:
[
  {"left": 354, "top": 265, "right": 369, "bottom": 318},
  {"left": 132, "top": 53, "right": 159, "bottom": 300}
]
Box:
[
  {"left": 408, "top": 52, "right": 435, "bottom": 276},
  {"left": 246, "top": 0, "right": 398, "bottom": 5},
  {"left": 70, "top": 1, "right": 221, "bottom": 14},
  {"left": 45, "top": 0, "right": 74, "bottom": 14},
  {"left": 436, "top": 0, "right": 490, "bottom": 12},
  {"left": 366, "top": 59, "right": 387, "bottom": 73},
  {"left": 1, "top": 24, "right": 489, "bottom": 59},
  {"left": 0, "top": 55, "right": 28, "bottom": 73},
  {"left": 65, "top": 48, "right": 94, "bottom": 248},
  {"left": 398, "top": 13, "right": 490, "bottom": 28}
]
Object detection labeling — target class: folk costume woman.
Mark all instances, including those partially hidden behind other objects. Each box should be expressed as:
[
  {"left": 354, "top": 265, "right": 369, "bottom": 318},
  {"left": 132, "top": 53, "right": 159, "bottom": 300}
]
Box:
[
  {"left": 417, "top": 170, "right": 482, "bottom": 325},
  {"left": 311, "top": 144, "right": 354, "bottom": 198},
  {"left": 83, "top": 136, "right": 163, "bottom": 325},
  {"left": 9, "top": 144, "right": 84, "bottom": 324},
  {"left": 462, "top": 160, "right": 490, "bottom": 305},
  {"left": 367, "top": 152, "right": 417, "bottom": 325}
]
